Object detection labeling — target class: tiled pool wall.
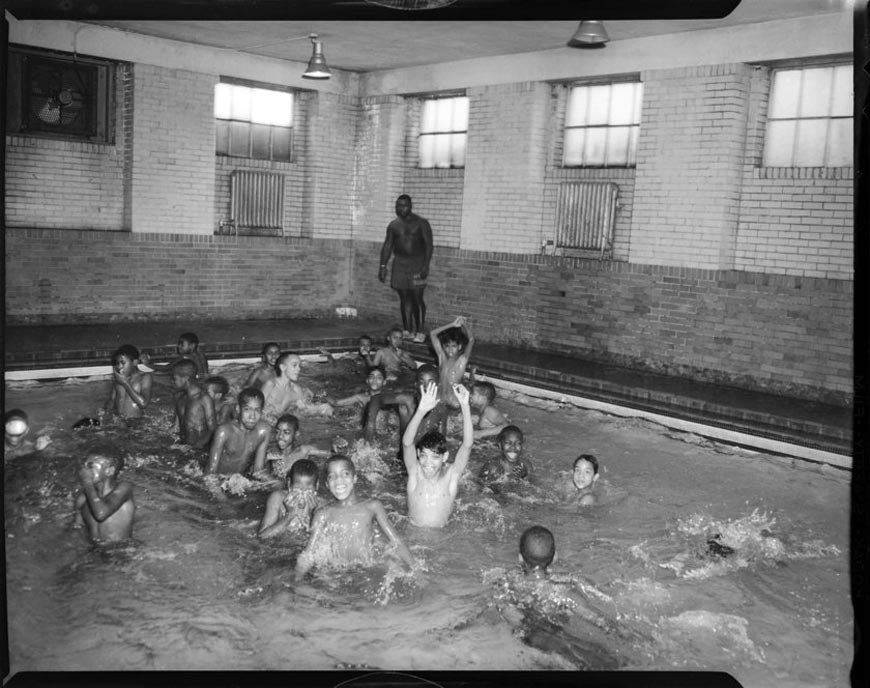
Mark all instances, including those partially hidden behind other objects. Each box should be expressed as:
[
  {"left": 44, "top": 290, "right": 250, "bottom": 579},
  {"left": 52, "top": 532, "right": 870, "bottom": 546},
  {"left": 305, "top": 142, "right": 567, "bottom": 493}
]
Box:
[{"left": 5, "top": 229, "right": 853, "bottom": 408}]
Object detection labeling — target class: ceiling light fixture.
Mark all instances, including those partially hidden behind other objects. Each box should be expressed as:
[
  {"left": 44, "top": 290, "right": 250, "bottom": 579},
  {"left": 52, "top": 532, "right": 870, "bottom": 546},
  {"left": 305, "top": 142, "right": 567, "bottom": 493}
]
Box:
[
  {"left": 302, "top": 34, "right": 331, "bottom": 80},
  {"left": 567, "top": 21, "right": 610, "bottom": 49}
]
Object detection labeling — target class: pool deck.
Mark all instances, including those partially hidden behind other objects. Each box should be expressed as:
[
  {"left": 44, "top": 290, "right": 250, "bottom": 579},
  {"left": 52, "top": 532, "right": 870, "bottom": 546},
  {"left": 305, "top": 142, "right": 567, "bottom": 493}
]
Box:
[{"left": 3, "top": 316, "right": 852, "bottom": 458}]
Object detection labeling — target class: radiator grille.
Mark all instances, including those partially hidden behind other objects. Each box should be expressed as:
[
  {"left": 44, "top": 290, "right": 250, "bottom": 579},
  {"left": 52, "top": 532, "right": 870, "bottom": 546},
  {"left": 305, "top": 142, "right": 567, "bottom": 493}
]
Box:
[
  {"left": 230, "top": 170, "right": 285, "bottom": 233},
  {"left": 554, "top": 182, "right": 618, "bottom": 256}
]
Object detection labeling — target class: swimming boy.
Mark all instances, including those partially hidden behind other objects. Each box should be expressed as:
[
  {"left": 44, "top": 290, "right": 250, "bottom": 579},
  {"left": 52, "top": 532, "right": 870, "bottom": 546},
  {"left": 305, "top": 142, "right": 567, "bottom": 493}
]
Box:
[
  {"left": 171, "top": 360, "right": 216, "bottom": 449},
  {"left": 244, "top": 342, "right": 281, "bottom": 390},
  {"left": 4, "top": 409, "right": 51, "bottom": 458},
  {"left": 262, "top": 352, "right": 334, "bottom": 422},
  {"left": 265, "top": 414, "right": 331, "bottom": 479},
  {"left": 478, "top": 425, "right": 533, "bottom": 486},
  {"left": 204, "top": 376, "right": 236, "bottom": 424},
  {"left": 401, "top": 380, "right": 473, "bottom": 528},
  {"left": 519, "top": 525, "right": 556, "bottom": 579},
  {"left": 205, "top": 387, "right": 272, "bottom": 476},
  {"left": 295, "top": 454, "right": 417, "bottom": 580},
  {"left": 470, "top": 381, "right": 510, "bottom": 441},
  {"left": 363, "top": 363, "right": 443, "bottom": 442},
  {"left": 74, "top": 449, "right": 135, "bottom": 543},
  {"left": 104, "top": 344, "right": 153, "bottom": 419},
  {"left": 430, "top": 316, "right": 475, "bottom": 409},
  {"left": 371, "top": 327, "right": 418, "bottom": 381},
  {"left": 258, "top": 458, "right": 322, "bottom": 539},
  {"left": 571, "top": 454, "right": 600, "bottom": 506},
  {"left": 141, "top": 332, "right": 209, "bottom": 379}
]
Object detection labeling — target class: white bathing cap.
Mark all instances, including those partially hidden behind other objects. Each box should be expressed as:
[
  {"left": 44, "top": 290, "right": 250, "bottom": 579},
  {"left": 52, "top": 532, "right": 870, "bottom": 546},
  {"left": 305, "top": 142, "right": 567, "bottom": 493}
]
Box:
[{"left": 5, "top": 418, "right": 28, "bottom": 437}]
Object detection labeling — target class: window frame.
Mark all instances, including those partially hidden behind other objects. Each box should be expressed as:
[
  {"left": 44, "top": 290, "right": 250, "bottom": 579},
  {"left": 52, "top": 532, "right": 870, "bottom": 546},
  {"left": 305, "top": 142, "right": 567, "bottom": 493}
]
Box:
[
  {"left": 214, "top": 77, "right": 296, "bottom": 163},
  {"left": 761, "top": 59, "right": 853, "bottom": 168},
  {"left": 416, "top": 92, "right": 469, "bottom": 169},
  {"left": 561, "top": 77, "right": 643, "bottom": 169},
  {"left": 6, "top": 44, "right": 115, "bottom": 144}
]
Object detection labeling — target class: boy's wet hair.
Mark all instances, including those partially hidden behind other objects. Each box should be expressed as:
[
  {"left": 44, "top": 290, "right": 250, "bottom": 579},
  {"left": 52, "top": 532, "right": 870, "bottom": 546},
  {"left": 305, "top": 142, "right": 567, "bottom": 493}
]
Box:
[
  {"left": 573, "top": 454, "right": 599, "bottom": 474},
  {"left": 261, "top": 341, "right": 280, "bottom": 356},
  {"left": 276, "top": 414, "right": 300, "bottom": 432},
  {"left": 274, "top": 351, "right": 298, "bottom": 376},
  {"left": 289, "top": 458, "right": 318, "bottom": 484},
  {"left": 237, "top": 387, "right": 265, "bottom": 408},
  {"left": 472, "top": 381, "right": 496, "bottom": 404},
  {"left": 325, "top": 454, "right": 355, "bottom": 474},
  {"left": 416, "top": 429, "right": 447, "bottom": 454},
  {"left": 179, "top": 332, "right": 199, "bottom": 347},
  {"left": 520, "top": 526, "right": 556, "bottom": 570},
  {"left": 416, "top": 363, "right": 438, "bottom": 381},
  {"left": 204, "top": 376, "right": 229, "bottom": 396},
  {"left": 111, "top": 344, "right": 140, "bottom": 366},
  {"left": 89, "top": 447, "right": 124, "bottom": 474},
  {"left": 497, "top": 425, "right": 524, "bottom": 443},
  {"left": 170, "top": 359, "right": 197, "bottom": 379},
  {"left": 438, "top": 326, "right": 468, "bottom": 349},
  {"left": 366, "top": 365, "right": 387, "bottom": 379}
]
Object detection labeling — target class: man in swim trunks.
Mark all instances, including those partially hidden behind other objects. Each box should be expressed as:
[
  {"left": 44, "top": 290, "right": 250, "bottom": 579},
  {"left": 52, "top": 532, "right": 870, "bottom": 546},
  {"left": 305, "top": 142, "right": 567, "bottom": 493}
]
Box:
[{"left": 378, "top": 194, "right": 433, "bottom": 343}]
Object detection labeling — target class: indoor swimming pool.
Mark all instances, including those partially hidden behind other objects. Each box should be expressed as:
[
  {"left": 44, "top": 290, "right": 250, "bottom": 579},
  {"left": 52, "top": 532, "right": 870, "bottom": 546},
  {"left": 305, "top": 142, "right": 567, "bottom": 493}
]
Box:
[{"left": 3, "top": 358, "right": 852, "bottom": 687}]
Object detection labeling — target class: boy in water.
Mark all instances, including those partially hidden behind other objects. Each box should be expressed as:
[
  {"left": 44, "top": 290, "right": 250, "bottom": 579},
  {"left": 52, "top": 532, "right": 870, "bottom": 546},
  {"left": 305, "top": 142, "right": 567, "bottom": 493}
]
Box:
[
  {"left": 371, "top": 327, "right": 417, "bottom": 382},
  {"left": 470, "top": 381, "right": 510, "bottom": 441},
  {"left": 171, "top": 360, "right": 216, "bottom": 449},
  {"left": 262, "top": 352, "right": 334, "bottom": 422},
  {"left": 258, "top": 458, "right": 322, "bottom": 539},
  {"left": 205, "top": 387, "right": 272, "bottom": 476},
  {"left": 244, "top": 342, "right": 281, "bottom": 390},
  {"left": 5, "top": 409, "right": 51, "bottom": 458},
  {"left": 74, "top": 449, "right": 135, "bottom": 543},
  {"left": 478, "top": 425, "right": 533, "bottom": 486},
  {"left": 519, "top": 525, "right": 556, "bottom": 578},
  {"left": 401, "top": 380, "right": 473, "bottom": 528},
  {"left": 570, "top": 454, "right": 600, "bottom": 506},
  {"left": 104, "top": 344, "right": 153, "bottom": 419},
  {"left": 204, "top": 376, "right": 236, "bottom": 424},
  {"left": 430, "top": 316, "right": 475, "bottom": 409},
  {"left": 363, "top": 363, "right": 443, "bottom": 442},
  {"left": 295, "top": 454, "right": 417, "bottom": 580},
  {"left": 141, "top": 332, "right": 209, "bottom": 379},
  {"left": 265, "top": 414, "right": 331, "bottom": 479}
]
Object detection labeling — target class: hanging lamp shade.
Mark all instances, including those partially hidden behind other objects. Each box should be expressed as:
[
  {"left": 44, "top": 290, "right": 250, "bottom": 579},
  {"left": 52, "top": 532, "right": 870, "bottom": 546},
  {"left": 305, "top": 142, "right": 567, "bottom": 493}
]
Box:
[
  {"left": 567, "top": 21, "right": 610, "bottom": 48},
  {"left": 302, "top": 35, "right": 331, "bottom": 79}
]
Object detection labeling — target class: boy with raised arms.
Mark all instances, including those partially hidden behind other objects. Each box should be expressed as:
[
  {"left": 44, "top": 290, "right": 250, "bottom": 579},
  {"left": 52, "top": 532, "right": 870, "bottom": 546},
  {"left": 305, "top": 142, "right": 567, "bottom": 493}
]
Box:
[{"left": 401, "top": 380, "right": 473, "bottom": 528}]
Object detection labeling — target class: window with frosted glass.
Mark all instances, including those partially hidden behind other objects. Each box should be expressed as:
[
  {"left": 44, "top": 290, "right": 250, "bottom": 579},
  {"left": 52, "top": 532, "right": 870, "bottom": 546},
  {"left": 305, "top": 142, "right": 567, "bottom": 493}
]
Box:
[
  {"left": 763, "top": 65, "right": 852, "bottom": 167},
  {"left": 215, "top": 82, "right": 294, "bottom": 162},
  {"left": 418, "top": 96, "right": 468, "bottom": 168},
  {"left": 563, "top": 81, "right": 643, "bottom": 167}
]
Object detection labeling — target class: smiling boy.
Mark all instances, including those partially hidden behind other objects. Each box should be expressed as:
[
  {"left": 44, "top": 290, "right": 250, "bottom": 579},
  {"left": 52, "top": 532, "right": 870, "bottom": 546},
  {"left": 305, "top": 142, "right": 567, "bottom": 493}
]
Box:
[{"left": 205, "top": 387, "right": 271, "bottom": 476}]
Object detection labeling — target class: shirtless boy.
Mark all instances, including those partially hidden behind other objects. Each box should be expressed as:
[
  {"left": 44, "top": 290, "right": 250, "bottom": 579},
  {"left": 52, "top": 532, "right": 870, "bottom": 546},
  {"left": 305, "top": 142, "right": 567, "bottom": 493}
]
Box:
[
  {"left": 295, "top": 455, "right": 417, "bottom": 580},
  {"left": 74, "top": 450, "right": 135, "bottom": 543},
  {"left": 401, "top": 380, "right": 473, "bottom": 528},
  {"left": 265, "top": 414, "right": 330, "bottom": 479},
  {"left": 363, "top": 363, "right": 443, "bottom": 442},
  {"left": 104, "top": 345, "right": 153, "bottom": 419},
  {"left": 478, "top": 425, "right": 533, "bottom": 486},
  {"left": 470, "top": 381, "right": 510, "bottom": 441},
  {"left": 171, "top": 360, "right": 216, "bottom": 449},
  {"left": 141, "top": 332, "right": 208, "bottom": 379},
  {"left": 430, "top": 316, "right": 475, "bottom": 409},
  {"left": 205, "top": 387, "right": 272, "bottom": 476},
  {"left": 244, "top": 342, "right": 281, "bottom": 390},
  {"left": 204, "top": 376, "right": 236, "bottom": 424},
  {"left": 371, "top": 328, "right": 418, "bottom": 382},
  {"left": 262, "top": 352, "right": 333, "bottom": 422},
  {"left": 258, "top": 458, "right": 322, "bottom": 539}
]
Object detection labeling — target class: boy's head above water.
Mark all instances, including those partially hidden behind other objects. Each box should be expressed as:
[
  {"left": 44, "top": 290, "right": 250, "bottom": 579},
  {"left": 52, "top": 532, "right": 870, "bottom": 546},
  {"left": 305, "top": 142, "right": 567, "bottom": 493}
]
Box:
[
  {"left": 324, "top": 454, "right": 357, "bottom": 499},
  {"left": 274, "top": 414, "right": 300, "bottom": 450},
  {"left": 366, "top": 366, "right": 386, "bottom": 392},
  {"left": 170, "top": 359, "right": 197, "bottom": 387},
  {"left": 204, "top": 376, "right": 229, "bottom": 400},
  {"left": 358, "top": 335, "right": 373, "bottom": 355},
  {"left": 274, "top": 352, "right": 301, "bottom": 380},
  {"left": 289, "top": 457, "right": 318, "bottom": 491},
  {"left": 572, "top": 454, "right": 600, "bottom": 492},
  {"left": 83, "top": 449, "right": 124, "bottom": 479},
  {"left": 415, "top": 430, "right": 449, "bottom": 478},
  {"left": 111, "top": 344, "right": 140, "bottom": 370},
  {"left": 237, "top": 388, "right": 265, "bottom": 429},
  {"left": 471, "top": 381, "right": 496, "bottom": 408},
  {"left": 498, "top": 426, "right": 524, "bottom": 462},
  {"left": 519, "top": 525, "right": 556, "bottom": 573},
  {"left": 177, "top": 332, "right": 199, "bottom": 354},
  {"left": 260, "top": 342, "right": 281, "bottom": 365},
  {"left": 387, "top": 327, "right": 404, "bottom": 348},
  {"left": 438, "top": 327, "right": 468, "bottom": 358},
  {"left": 416, "top": 364, "right": 438, "bottom": 388},
  {"left": 5, "top": 409, "right": 30, "bottom": 446}
]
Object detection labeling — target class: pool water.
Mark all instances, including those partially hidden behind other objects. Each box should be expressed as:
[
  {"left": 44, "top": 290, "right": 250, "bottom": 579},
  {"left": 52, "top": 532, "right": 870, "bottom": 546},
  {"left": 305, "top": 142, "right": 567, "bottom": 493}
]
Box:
[{"left": 4, "top": 360, "right": 852, "bottom": 685}]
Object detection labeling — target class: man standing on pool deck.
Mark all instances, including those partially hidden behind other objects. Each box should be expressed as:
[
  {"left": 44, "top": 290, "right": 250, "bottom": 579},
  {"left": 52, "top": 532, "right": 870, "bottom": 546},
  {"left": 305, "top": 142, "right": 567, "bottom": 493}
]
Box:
[{"left": 378, "top": 194, "right": 433, "bottom": 343}]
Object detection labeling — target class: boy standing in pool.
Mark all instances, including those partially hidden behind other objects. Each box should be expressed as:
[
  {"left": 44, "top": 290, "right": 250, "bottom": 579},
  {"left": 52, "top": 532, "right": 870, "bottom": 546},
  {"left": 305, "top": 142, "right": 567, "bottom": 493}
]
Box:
[
  {"left": 205, "top": 387, "right": 272, "bottom": 476},
  {"left": 74, "top": 450, "right": 135, "bottom": 543},
  {"left": 430, "top": 316, "right": 475, "bottom": 409},
  {"left": 104, "top": 344, "right": 153, "bottom": 419},
  {"left": 295, "top": 454, "right": 417, "bottom": 579},
  {"left": 371, "top": 327, "right": 418, "bottom": 382},
  {"left": 259, "top": 458, "right": 323, "bottom": 538},
  {"left": 401, "top": 380, "right": 473, "bottom": 528},
  {"left": 171, "top": 360, "right": 216, "bottom": 449}
]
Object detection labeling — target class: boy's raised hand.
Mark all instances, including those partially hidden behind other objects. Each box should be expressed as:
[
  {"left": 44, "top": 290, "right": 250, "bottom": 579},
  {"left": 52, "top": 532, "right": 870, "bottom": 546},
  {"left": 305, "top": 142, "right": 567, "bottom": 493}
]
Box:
[
  {"left": 417, "top": 381, "right": 440, "bottom": 413},
  {"left": 453, "top": 384, "right": 470, "bottom": 407}
]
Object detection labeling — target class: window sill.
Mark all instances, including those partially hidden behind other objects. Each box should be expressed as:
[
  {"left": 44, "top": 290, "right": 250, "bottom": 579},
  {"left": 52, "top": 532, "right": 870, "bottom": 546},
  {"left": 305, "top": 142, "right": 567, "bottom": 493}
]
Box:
[{"left": 753, "top": 166, "right": 852, "bottom": 180}]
